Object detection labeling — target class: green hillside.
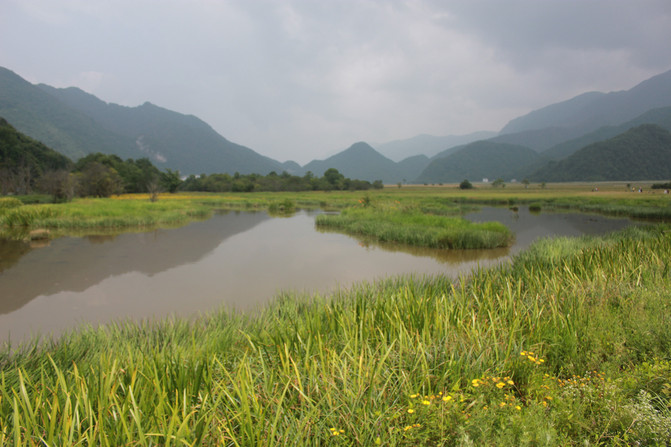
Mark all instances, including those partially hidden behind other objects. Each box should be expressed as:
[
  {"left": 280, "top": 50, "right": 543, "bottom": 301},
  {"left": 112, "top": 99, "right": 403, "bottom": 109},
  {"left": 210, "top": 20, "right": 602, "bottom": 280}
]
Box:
[
  {"left": 416, "top": 141, "right": 539, "bottom": 184},
  {"left": 530, "top": 124, "right": 671, "bottom": 182},
  {"left": 0, "top": 117, "right": 73, "bottom": 193},
  {"left": 0, "top": 67, "right": 137, "bottom": 160},
  {"left": 37, "top": 85, "right": 285, "bottom": 175},
  {"left": 539, "top": 106, "right": 671, "bottom": 162}
]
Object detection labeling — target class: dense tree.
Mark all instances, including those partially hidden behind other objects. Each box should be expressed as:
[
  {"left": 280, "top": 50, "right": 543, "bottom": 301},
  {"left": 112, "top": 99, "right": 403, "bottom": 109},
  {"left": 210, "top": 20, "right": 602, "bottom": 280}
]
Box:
[
  {"left": 179, "top": 168, "right": 379, "bottom": 193},
  {"left": 76, "top": 162, "right": 124, "bottom": 197},
  {"left": 38, "top": 170, "right": 76, "bottom": 202},
  {"left": 459, "top": 179, "right": 474, "bottom": 190}
]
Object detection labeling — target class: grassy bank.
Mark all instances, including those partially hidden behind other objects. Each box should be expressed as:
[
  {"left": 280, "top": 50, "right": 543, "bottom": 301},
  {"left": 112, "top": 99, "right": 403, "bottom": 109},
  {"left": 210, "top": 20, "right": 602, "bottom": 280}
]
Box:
[
  {"left": 315, "top": 203, "right": 512, "bottom": 249},
  {"left": 2, "top": 224, "right": 670, "bottom": 445},
  {"left": 2, "top": 182, "right": 671, "bottom": 238}
]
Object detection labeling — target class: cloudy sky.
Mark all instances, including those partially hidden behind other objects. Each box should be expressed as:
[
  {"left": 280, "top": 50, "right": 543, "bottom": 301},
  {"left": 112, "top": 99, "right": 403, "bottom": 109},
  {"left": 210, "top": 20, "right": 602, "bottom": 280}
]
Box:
[{"left": 2, "top": 0, "right": 671, "bottom": 164}]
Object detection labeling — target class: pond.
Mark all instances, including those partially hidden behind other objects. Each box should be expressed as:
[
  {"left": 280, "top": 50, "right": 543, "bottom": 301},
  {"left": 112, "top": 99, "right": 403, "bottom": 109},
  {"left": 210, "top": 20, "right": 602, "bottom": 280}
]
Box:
[{"left": 0, "top": 207, "right": 638, "bottom": 345}]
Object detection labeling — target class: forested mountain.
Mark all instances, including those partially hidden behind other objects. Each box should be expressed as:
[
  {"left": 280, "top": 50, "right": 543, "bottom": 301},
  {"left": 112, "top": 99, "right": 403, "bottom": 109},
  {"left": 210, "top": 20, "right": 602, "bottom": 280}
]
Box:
[
  {"left": 303, "top": 142, "right": 409, "bottom": 183},
  {"left": 500, "top": 70, "right": 671, "bottom": 136},
  {"left": 0, "top": 67, "right": 137, "bottom": 160},
  {"left": 37, "top": 85, "right": 286, "bottom": 176},
  {"left": 416, "top": 141, "right": 540, "bottom": 184},
  {"left": 530, "top": 124, "right": 671, "bottom": 182},
  {"left": 0, "top": 67, "right": 286, "bottom": 175},
  {"left": 538, "top": 106, "right": 671, "bottom": 162},
  {"left": 0, "top": 117, "right": 72, "bottom": 193}
]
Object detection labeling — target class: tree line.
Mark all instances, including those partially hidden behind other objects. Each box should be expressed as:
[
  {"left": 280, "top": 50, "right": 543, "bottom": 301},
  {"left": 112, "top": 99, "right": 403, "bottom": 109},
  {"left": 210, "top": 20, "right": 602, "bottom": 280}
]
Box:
[{"left": 8, "top": 153, "right": 383, "bottom": 201}]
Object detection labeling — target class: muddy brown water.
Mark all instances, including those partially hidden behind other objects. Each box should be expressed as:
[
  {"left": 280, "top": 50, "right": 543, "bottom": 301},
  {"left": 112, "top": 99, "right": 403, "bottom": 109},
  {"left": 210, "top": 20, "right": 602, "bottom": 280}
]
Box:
[{"left": 0, "top": 208, "right": 638, "bottom": 345}]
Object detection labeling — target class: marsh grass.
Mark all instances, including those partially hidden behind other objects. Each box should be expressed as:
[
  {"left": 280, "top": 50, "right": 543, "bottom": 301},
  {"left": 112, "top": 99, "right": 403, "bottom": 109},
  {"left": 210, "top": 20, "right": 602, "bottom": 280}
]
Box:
[
  {"left": 315, "top": 204, "right": 512, "bottom": 249},
  {"left": 2, "top": 225, "right": 671, "bottom": 444}
]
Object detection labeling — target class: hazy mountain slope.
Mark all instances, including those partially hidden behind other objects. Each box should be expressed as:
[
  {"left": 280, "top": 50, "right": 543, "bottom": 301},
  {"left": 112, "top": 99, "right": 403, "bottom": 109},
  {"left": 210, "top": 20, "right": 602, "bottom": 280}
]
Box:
[
  {"left": 375, "top": 131, "right": 497, "bottom": 161},
  {"left": 416, "top": 141, "right": 539, "bottom": 183},
  {"left": 0, "top": 67, "right": 137, "bottom": 160},
  {"left": 488, "top": 126, "right": 589, "bottom": 152},
  {"left": 538, "top": 106, "right": 671, "bottom": 162},
  {"left": 530, "top": 124, "right": 671, "bottom": 182},
  {"left": 397, "top": 155, "right": 431, "bottom": 183},
  {"left": 303, "top": 142, "right": 406, "bottom": 183},
  {"left": 37, "top": 84, "right": 284, "bottom": 175},
  {"left": 500, "top": 70, "right": 671, "bottom": 135}
]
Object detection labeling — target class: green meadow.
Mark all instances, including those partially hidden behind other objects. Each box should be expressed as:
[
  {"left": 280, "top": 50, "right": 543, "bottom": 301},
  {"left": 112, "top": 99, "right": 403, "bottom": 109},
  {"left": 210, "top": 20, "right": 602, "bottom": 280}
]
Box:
[{"left": 1, "top": 183, "right": 671, "bottom": 445}]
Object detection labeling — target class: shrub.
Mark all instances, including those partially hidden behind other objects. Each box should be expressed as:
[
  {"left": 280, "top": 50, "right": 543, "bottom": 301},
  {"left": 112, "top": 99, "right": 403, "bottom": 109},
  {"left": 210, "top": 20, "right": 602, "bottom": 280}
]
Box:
[{"left": 459, "top": 179, "right": 474, "bottom": 190}]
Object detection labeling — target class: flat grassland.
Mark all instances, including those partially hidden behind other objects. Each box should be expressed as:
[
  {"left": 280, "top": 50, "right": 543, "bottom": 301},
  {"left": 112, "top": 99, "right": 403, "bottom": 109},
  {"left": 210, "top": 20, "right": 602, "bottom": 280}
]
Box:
[{"left": 1, "top": 182, "right": 670, "bottom": 445}]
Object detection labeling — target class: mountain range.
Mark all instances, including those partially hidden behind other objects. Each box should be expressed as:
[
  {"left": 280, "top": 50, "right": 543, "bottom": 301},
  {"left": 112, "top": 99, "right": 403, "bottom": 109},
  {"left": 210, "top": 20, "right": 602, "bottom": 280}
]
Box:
[{"left": 2, "top": 65, "right": 671, "bottom": 183}]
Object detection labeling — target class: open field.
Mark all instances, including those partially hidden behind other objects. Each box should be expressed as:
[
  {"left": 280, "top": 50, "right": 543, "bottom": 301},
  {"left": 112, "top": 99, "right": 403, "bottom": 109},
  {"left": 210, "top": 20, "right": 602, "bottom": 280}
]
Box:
[{"left": 1, "top": 184, "right": 671, "bottom": 444}]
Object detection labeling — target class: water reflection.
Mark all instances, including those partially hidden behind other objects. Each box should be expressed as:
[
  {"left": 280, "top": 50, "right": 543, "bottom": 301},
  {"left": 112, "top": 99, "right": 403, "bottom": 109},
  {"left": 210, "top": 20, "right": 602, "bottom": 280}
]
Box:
[
  {"left": 463, "top": 206, "right": 635, "bottom": 255},
  {"left": 0, "top": 207, "right": 638, "bottom": 345},
  {"left": 0, "top": 211, "right": 270, "bottom": 315}
]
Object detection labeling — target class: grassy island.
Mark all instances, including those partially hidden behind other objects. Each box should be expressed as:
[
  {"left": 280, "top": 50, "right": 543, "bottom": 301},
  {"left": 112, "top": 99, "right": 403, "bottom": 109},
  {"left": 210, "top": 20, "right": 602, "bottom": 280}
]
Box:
[{"left": 315, "top": 204, "right": 512, "bottom": 249}]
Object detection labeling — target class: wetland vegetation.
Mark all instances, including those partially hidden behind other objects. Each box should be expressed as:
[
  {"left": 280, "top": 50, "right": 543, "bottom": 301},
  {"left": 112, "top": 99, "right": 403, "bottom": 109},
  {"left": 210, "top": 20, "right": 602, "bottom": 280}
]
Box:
[{"left": 1, "top": 182, "right": 671, "bottom": 445}]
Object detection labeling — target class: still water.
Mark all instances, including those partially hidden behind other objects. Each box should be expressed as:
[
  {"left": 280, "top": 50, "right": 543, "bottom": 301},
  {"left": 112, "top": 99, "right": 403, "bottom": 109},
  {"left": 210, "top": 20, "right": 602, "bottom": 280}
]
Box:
[{"left": 0, "top": 207, "right": 637, "bottom": 345}]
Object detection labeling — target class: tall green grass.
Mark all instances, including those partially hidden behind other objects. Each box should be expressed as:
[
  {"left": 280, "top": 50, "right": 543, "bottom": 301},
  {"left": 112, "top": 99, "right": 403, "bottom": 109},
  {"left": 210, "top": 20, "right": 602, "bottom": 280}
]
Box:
[
  {"left": 315, "top": 204, "right": 512, "bottom": 249},
  {"left": 2, "top": 225, "right": 671, "bottom": 444}
]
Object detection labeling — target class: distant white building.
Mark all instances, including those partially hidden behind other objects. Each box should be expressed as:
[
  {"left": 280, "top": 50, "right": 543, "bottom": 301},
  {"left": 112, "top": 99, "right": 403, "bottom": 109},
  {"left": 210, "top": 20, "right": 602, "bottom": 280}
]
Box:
[{"left": 482, "top": 178, "right": 489, "bottom": 183}]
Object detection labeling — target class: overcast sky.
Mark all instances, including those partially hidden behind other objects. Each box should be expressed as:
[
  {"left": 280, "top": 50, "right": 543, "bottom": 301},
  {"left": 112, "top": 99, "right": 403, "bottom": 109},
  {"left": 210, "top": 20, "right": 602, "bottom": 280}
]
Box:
[{"left": 2, "top": 0, "right": 671, "bottom": 164}]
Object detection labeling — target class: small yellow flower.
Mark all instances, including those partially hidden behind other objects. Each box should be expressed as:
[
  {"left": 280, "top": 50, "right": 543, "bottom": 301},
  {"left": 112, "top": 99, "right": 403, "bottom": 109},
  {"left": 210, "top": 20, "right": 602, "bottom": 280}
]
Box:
[
  {"left": 410, "top": 394, "right": 418, "bottom": 399},
  {"left": 422, "top": 400, "right": 431, "bottom": 406},
  {"left": 471, "top": 379, "right": 480, "bottom": 387},
  {"left": 515, "top": 405, "right": 522, "bottom": 411},
  {"left": 507, "top": 380, "right": 514, "bottom": 385},
  {"left": 407, "top": 408, "right": 415, "bottom": 414},
  {"left": 499, "top": 402, "right": 506, "bottom": 408},
  {"left": 442, "top": 395, "right": 452, "bottom": 402},
  {"left": 496, "top": 382, "right": 505, "bottom": 389}
]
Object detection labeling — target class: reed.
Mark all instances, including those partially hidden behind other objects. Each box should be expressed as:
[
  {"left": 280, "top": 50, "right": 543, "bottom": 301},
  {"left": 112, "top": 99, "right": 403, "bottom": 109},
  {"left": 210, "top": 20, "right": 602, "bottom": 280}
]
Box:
[
  {"left": 315, "top": 205, "right": 512, "bottom": 249},
  {"left": 2, "top": 224, "right": 671, "bottom": 444}
]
